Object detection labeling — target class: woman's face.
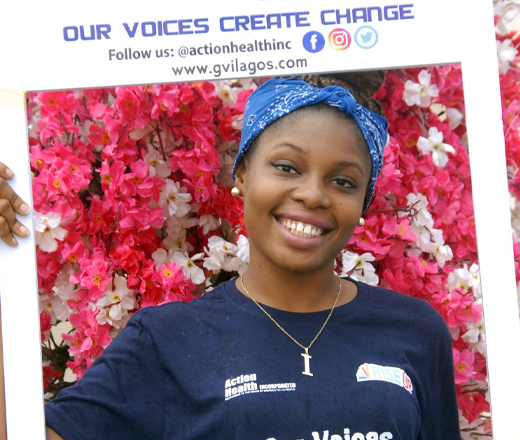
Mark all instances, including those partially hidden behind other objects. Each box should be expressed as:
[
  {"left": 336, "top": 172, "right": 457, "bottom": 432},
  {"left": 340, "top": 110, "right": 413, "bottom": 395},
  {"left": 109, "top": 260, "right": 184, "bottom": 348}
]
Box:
[{"left": 234, "top": 108, "right": 372, "bottom": 275}]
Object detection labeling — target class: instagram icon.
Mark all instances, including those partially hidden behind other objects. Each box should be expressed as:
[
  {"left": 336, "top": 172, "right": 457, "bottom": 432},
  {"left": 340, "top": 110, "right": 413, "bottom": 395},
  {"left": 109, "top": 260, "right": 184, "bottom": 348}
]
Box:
[{"left": 328, "top": 28, "right": 351, "bottom": 51}]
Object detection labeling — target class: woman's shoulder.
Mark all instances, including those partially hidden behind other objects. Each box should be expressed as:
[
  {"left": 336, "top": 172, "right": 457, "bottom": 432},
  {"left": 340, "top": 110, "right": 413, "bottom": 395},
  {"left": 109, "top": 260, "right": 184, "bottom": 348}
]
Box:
[{"left": 355, "top": 280, "right": 451, "bottom": 335}]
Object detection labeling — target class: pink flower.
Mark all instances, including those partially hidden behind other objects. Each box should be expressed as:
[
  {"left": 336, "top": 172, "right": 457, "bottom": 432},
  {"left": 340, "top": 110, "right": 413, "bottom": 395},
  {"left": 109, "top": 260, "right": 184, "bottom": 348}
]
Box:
[
  {"left": 72, "top": 252, "right": 110, "bottom": 298},
  {"left": 453, "top": 348, "right": 475, "bottom": 384}
]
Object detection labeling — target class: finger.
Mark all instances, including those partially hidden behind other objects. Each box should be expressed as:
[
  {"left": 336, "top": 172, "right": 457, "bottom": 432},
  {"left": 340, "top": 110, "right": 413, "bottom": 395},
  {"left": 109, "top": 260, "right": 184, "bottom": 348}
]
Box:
[
  {"left": 0, "top": 177, "right": 30, "bottom": 216},
  {"left": 0, "top": 162, "right": 14, "bottom": 180},
  {"left": 0, "top": 199, "right": 29, "bottom": 239},
  {"left": 0, "top": 216, "right": 17, "bottom": 247}
]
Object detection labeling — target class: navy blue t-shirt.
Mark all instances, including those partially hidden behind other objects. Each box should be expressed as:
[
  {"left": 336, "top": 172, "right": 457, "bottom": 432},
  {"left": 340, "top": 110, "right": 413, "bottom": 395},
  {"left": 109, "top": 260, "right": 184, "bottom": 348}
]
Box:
[{"left": 45, "top": 278, "right": 461, "bottom": 440}]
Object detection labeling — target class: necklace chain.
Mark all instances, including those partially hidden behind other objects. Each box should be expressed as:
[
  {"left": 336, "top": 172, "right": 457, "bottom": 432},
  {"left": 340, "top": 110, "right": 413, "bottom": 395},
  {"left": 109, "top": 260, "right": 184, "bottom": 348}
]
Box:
[{"left": 239, "top": 275, "right": 342, "bottom": 352}]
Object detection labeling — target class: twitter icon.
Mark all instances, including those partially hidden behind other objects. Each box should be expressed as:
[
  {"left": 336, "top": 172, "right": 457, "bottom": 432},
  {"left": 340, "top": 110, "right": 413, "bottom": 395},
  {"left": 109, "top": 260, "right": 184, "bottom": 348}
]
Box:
[{"left": 354, "top": 25, "right": 378, "bottom": 49}]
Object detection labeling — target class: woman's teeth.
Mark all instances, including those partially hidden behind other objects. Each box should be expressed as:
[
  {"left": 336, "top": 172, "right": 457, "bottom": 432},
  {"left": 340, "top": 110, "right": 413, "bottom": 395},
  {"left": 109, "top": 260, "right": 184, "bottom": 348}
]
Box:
[{"left": 280, "top": 219, "right": 323, "bottom": 238}]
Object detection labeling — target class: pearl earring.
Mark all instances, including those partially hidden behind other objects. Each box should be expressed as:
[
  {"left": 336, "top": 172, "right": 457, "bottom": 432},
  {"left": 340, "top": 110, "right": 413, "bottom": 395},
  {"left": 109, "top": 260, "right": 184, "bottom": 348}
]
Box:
[
  {"left": 231, "top": 187, "right": 242, "bottom": 197},
  {"left": 358, "top": 217, "right": 365, "bottom": 227}
]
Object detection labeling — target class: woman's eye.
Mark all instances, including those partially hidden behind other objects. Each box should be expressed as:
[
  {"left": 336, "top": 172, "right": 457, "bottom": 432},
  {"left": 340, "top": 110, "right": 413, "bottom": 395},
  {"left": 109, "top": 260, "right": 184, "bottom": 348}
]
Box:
[
  {"left": 272, "top": 162, "right": 298, "bottom": 174},
  {"left": 333, "top": 178, "right": 355, "bottom": 188}
]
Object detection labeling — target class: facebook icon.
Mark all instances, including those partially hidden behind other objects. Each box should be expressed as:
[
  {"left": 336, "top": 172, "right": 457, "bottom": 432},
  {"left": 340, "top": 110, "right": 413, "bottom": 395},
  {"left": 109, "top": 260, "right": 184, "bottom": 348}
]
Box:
[{"left": 302, "top": 31, "right": 325, "bottom": 53}]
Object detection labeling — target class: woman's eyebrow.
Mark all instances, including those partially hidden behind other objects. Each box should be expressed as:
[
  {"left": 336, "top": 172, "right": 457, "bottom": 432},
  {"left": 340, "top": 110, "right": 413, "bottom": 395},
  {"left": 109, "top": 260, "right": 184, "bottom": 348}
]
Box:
[
  {"left": 336, "top": 161, "right": 365, "bottom": 175},
  {"left": 272, "top": 143, "right": 306, "bottom": 154}
]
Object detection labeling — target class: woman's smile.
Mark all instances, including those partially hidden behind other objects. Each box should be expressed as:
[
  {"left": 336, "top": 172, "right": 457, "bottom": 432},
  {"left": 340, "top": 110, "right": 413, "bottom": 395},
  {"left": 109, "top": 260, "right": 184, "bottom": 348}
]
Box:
[
  {"left": 278, "top": 218, "right": 324, "bottom": 238},
  {"left": 275, "top": 211, "right": 333, "bottom": 239}
]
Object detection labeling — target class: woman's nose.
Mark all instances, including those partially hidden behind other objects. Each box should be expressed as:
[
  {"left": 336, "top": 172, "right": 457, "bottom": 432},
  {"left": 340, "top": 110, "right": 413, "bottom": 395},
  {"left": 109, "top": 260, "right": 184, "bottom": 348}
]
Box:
[{"left": 290, "top": 175, "right": 331, "bottom": 210}]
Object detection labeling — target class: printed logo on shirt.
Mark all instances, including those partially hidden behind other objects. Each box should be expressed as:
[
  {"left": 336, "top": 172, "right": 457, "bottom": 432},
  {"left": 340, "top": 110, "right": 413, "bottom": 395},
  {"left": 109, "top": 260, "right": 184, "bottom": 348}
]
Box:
[
  {"left": 356, "top": 363, "right": 413, "bottom": 394},
  {"left": 224, "top": 373, "right": 296, "bottom": 401},
  {"left": 266, "top": 427, "right": 394, "bottom": 440}
]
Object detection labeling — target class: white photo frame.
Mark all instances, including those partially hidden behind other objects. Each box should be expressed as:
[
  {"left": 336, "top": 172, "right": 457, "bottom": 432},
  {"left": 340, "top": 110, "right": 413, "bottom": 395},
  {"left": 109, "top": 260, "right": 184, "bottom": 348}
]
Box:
[{"left": 1, "top": 1, "right": 519, "bottom": 438}]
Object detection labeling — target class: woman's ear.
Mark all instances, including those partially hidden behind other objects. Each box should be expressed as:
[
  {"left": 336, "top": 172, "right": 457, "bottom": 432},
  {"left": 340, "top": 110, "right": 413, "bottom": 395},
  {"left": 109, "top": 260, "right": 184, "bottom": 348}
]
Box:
[{"left": 234, "top": 160, "right": 247, "bottom": 193}]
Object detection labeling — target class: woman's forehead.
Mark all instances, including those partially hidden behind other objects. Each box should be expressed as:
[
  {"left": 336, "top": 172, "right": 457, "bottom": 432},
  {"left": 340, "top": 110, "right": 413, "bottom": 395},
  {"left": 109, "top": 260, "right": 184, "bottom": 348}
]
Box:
[{"left": 258, "top": 110, "right": 371, "bottom": 163}]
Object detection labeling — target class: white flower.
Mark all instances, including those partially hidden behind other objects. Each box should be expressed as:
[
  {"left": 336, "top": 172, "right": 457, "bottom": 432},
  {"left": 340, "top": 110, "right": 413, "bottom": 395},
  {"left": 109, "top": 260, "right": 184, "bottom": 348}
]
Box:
[
  {"left": 199, "top": 215, "right": 220, "bottom": 235},
  {"left": 446, "top": 108, "right": 463, "bottom": 129},
  {"left": 403, "top": 70, "right": 439, "bottom": 107},
  {"left": 510, "top": 194, "right": 520, "bottom": 239},
  {"left": 207, "top": 236, "right": 238, "bottom": 256},
  {"left": 467, "top": 263, "right": 482, "bottom": 299},
  {"left": 349, "top": 270, "right": 379, "bottom": 286},
  {"left": 164, "top": 216, "right": 198, "bottom": 245},
  {"left": 446, "top": 263, "right": 481, "bottom": 298},
  {"left": 53, "top": 264, "right": 78, "bottom": 300},
  {"left": 417, "top": 127, "right": 455, "bottom": 167},
  {"left": 159, "top": 179, "right": 192, "bottom": 217},
  {"left": 203, "top": 236, "right": 239, "bottom": 272},
  {"left": 497, "top": 39, "right": 518, "bottom": 74},
  {"left": 163, "top": 234, "right": 192, "bottom": 254},
  {"left": 434, "top": 243, "right": 453, "bottom": 268},
  {"left": 50, "top": 265, "right": 78, "bottom": 321},
  {"left": 495, "top": 0, "right": 520, "bottom": 33},
  {"left": 340, "top": 251, "right": 379, "bottom": 286},
  {"left": 144, "top": 149, "right": 171, "bottom": 178},
  {"left": 223, "top": 235, "right": 250, "bottom": 276},
  {"left": 236, "top": 235, "right": 250, "bottom": 264},
  {"left": 96, "top": 275, "right": 137, "bottom": 328},
  {"left": 418, "top": 229, "right": 453, "bottom": 268},
  {"left": 34, "top": 211, "right": 67, "bottom": 253},
  {"left": 341, "top": 250, "right": 375, "bottom": 273},
  {"left": 171, "top": 251, "right": 206, "bottom": 284},
  {"left": 214, "top": 80, "right": 239, "bottom": 106},
  {"left": 236, "top": 78, "right": 257, "bottom": 90},
  {"left": 404, "top": 193, "right": 434, "bottom": 234},
  {"left": 151, "top": 248, "right": 171, "bottom": 268},
  {"left": 462, "top": 321, "right": 485, "bottom": 345},
  {"left": 231, "top": 114, "right": 244, "bottom": 131},
  {"left": 405, "top": 192, "right": 428, "bottom": 211},
  {"left": 39, "top": 294, "right": 61, "bottom": 325},
  {"left": 203, "top": 254, "right": 225, "bottom": 272}
]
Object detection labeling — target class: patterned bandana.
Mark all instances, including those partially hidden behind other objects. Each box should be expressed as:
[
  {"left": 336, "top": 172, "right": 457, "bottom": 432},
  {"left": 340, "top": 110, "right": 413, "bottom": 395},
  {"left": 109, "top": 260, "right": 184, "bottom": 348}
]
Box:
[{"left": 232, "top": 77, "right": 388, "bottom": 212}]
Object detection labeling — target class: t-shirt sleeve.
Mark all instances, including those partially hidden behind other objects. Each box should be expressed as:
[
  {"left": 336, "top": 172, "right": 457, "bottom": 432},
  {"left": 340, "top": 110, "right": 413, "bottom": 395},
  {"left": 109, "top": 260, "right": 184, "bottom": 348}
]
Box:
[
  {"left": 418, "top": 310, "right": 462, "bottom": 440},
  {"left": 44, "top": 313, "right": 165, "bottom": 440}
]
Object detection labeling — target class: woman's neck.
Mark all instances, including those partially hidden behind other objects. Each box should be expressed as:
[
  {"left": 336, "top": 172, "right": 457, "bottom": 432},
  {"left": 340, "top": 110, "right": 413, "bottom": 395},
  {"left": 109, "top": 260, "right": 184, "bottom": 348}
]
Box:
[{"left": 236, "top": 263, "right": 356, "bottom": 313}]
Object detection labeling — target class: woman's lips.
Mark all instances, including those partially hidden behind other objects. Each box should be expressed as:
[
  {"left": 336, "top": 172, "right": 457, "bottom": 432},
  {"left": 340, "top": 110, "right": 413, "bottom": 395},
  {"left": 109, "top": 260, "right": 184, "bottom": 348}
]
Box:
[
  {"left": 276, "top": 211, "right": 333, "bottom": 230},
  {"left": 275, "top": 219, "right": 328, "bottom": 249},
  {"left": 278, "top": 218, "right": 323, "bottom": 238},
  {"left": 275, "top": 211, "right": 333, "bottom": 239}
]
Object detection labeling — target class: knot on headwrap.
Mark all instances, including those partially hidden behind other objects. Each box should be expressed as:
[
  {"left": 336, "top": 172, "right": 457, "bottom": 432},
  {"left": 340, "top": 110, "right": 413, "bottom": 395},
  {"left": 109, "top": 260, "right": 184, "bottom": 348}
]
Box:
[{"left": 232, "top": 77, "right": 388, "bottom": 212}]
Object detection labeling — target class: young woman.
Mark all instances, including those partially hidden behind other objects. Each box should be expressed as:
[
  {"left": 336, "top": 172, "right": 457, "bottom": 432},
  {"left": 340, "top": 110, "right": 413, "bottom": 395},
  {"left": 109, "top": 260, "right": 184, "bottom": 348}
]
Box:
[{"left": 6, "top": 73, "right": 462, "bottom": 439}]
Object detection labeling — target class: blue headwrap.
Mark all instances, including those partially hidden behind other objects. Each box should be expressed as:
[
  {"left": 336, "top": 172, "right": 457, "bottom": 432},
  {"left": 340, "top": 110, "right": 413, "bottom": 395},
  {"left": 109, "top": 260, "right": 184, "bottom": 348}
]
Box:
[{"left": 232, "top": 77, "right": 388, "bottom": 212}]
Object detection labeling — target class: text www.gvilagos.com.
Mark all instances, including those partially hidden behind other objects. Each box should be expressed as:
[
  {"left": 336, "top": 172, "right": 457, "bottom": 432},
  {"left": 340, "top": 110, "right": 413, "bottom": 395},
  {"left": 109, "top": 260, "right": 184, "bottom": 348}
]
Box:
[{"left": 171, "top": 58, "right": 308, "bottom": 78}]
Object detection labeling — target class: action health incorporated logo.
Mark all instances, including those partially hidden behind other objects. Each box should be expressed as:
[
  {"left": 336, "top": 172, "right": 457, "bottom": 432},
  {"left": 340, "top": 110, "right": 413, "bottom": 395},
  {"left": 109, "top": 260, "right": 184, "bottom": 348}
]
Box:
[
  {"left": 302, "top": 31, "right": 325, "bottom": 53},
  {"left": 354, "top": 25, "right": 379, "bottom": 49},
  {"left": 328, "top": 28, "right": 351, "bottom": 51}
]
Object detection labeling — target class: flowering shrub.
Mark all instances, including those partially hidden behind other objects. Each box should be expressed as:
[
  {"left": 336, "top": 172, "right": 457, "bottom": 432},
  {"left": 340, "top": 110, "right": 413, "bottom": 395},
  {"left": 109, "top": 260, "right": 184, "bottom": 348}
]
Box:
[
  {"left": 32, "top": 39, "right": 520, "bottom": 434},
  {"left": 30, "top": 80, "right": 252, "bottom": 391}
]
